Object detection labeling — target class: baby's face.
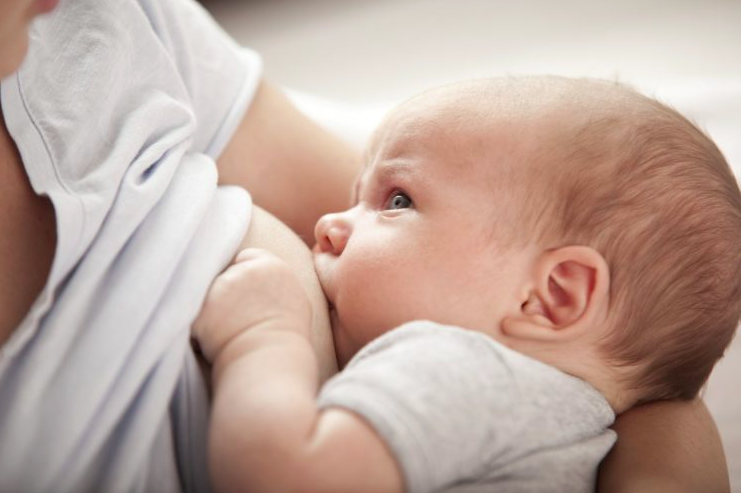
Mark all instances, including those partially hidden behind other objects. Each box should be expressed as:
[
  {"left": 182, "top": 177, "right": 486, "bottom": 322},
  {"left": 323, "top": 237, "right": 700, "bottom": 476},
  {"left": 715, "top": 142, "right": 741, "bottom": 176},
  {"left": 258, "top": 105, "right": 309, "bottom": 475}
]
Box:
[{"left": 313, "top": 93, "right": 534, "bottom": 367}]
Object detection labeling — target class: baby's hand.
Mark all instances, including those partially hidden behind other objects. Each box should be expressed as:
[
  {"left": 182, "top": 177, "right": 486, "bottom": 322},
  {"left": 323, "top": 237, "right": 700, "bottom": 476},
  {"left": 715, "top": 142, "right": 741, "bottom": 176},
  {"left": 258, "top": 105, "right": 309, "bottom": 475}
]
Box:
[{"left": 192, "top": 248, "right": 312, "bottom": 364}]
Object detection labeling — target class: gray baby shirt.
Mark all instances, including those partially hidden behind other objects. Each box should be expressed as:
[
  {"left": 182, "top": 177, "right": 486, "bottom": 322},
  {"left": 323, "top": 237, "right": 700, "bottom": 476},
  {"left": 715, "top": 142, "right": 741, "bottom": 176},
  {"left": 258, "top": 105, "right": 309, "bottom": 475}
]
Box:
[{"left": 318, "top": 321, "right": 616, "bottom": 493}]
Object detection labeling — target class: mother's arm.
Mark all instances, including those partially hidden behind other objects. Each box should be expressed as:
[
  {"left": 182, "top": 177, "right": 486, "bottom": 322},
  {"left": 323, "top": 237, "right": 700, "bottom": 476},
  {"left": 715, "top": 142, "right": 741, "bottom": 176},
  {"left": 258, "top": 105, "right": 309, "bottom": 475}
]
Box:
[
  {"left": 212, "top": 79, "right": 361, "bottom": 381},
  {"left": 217, "top": 80, "right": 361, "bottom": 244},
  {"left": 598, "top": 398, "right": 730, "bottom": 493}
]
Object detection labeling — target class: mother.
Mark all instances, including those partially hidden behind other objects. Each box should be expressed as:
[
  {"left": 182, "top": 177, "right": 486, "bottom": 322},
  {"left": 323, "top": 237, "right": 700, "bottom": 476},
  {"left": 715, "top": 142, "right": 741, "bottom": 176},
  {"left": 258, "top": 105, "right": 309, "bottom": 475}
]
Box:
[{"left": 0, "top": 0, "right": 729, "bottom": 491}]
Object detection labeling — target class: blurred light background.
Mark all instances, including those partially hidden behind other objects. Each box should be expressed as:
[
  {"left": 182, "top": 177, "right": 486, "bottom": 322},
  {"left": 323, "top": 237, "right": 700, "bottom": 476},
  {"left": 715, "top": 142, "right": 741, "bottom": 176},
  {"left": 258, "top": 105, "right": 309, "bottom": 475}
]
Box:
[
  {"left": 203, "top": 0, "right": 741, "bottom": 104},
  {"left": 202, "top": 0, "right": 741, "bottom": 488}
]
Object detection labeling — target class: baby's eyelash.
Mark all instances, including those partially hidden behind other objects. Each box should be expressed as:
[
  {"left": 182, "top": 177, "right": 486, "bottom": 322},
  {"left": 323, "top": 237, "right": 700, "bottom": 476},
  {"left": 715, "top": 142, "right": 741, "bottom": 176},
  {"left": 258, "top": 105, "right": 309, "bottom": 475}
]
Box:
[
  {"left": 382, "top": 188, "right": 413, "bottom": 210},
  {"left": 360, "top": 172, "right": 413, "bottom": 209}
]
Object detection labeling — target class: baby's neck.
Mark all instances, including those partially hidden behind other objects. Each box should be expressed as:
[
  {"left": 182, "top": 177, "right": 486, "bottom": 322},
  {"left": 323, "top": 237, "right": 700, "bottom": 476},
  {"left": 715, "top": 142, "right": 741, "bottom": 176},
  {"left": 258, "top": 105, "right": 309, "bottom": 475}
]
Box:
[
  {"left": 507, "top": 339, "right": 639, "bottom": 414},
  {"left": 580, "top": 370, "right": 636, "bottom": 415}
]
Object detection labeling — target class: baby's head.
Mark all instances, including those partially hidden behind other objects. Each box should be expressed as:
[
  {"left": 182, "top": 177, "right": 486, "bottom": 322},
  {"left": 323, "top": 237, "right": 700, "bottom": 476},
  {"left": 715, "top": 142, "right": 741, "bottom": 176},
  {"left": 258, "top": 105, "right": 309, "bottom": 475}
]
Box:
[{"left": 312, "top": 76, "right": 741, "bottom": 411}]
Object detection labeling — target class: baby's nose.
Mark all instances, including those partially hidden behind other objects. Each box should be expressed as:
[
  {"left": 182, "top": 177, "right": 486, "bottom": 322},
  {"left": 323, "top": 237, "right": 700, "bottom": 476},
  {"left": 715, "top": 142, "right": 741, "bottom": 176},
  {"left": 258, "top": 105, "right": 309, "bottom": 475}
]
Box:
[{"left": 314, "top": 212, "right": 351, "bottom": 255}]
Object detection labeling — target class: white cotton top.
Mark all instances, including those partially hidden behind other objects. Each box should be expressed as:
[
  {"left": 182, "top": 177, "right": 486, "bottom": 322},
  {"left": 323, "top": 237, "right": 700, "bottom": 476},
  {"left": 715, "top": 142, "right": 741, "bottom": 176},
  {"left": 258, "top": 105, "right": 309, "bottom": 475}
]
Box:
[
  {"left": 0, "top": 0, "right": 261, "bottom": 491},
  {"left": 318, "top": 322, "right": 617, "bottom": 493}
]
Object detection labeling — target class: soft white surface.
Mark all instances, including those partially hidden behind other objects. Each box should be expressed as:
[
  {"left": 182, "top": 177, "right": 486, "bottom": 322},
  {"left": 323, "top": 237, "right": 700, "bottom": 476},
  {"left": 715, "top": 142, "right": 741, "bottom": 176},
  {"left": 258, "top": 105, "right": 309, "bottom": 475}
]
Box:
[
  {"left": 206, "top": 0, "right": 741, "bottom": 106},
  {"left": 206, "top": 0, "right": 741, "bottom": 487}
]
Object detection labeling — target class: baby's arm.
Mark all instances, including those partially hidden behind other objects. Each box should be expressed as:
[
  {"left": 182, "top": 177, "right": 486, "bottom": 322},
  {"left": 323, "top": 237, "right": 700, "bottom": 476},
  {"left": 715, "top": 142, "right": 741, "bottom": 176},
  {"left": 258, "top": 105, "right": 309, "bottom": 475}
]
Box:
[
  {"left": 234, "top": 205, "right": 337, "bottom": 381},
  {"left": 193, "top": 249, "right": 403, "bottom": 493}
]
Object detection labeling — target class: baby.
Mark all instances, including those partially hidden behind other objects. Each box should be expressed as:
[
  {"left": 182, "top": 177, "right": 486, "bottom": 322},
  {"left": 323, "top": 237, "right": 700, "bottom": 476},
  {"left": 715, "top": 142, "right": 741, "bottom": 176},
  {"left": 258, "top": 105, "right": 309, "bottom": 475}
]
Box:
[{"left": 193, "top": 76, "right": 741, "bottom": 493}]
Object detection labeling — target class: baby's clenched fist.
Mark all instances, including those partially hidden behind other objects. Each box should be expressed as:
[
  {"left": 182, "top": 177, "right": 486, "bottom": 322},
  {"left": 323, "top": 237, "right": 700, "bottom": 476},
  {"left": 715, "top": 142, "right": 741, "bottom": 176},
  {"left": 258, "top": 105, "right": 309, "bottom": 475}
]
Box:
[{"left": 192, "top": 248, "right": 312, "bottom": 364}]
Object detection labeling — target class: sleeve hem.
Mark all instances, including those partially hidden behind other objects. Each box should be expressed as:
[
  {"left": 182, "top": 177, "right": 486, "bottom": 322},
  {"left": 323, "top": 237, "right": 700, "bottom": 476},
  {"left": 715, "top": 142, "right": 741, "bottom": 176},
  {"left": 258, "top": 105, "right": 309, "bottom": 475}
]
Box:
[
  {"left": 319, "top": 383, "right": 431, "bottom": 493},
  {"left": 204, "top": 47, "right": 263, "bottom": 159}
]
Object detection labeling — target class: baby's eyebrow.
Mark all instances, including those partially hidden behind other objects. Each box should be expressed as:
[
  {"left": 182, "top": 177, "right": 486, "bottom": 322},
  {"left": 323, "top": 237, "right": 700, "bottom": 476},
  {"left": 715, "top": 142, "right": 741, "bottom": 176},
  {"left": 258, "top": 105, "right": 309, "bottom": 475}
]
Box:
[
  {"left": 353, "top": 160, "right": 417, "bottom": 204},
  {"left": 374, "top": 160, "right": 417, "bottom": 184}
]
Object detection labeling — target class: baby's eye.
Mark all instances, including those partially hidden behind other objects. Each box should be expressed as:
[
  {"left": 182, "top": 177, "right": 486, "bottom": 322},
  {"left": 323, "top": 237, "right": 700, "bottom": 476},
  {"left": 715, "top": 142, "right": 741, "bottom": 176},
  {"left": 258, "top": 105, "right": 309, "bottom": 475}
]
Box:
[{"left": 385, "top": 191, "right": 413, "bottom": 210}]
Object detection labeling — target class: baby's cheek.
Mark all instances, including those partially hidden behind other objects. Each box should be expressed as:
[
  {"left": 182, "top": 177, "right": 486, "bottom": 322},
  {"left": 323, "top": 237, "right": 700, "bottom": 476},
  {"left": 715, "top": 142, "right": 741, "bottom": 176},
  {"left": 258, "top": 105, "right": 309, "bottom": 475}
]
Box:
[{"left": 333, "top": 239, "right": 417, "bottom": 344}]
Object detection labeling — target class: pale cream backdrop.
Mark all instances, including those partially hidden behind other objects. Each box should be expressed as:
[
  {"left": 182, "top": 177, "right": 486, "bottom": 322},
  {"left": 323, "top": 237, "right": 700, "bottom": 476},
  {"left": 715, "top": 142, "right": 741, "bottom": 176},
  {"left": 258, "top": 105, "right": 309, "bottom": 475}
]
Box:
[{"left": 202, "top": 0, "right": 741, "bottom": 488}]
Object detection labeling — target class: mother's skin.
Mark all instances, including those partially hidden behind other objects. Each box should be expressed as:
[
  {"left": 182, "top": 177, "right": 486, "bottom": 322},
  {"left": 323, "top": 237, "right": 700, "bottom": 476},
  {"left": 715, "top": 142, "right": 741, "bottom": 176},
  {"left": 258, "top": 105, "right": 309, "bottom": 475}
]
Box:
[{"left": 0, "top": 75, "right": 730, "bottom": 493}]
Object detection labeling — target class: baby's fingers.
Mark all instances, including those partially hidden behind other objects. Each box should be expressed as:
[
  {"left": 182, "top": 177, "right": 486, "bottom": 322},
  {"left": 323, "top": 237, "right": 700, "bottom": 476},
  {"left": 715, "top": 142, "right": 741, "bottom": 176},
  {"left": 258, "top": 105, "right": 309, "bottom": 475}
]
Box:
[{"left": 192, "top": 247, "right": 309, "bottom": 361}]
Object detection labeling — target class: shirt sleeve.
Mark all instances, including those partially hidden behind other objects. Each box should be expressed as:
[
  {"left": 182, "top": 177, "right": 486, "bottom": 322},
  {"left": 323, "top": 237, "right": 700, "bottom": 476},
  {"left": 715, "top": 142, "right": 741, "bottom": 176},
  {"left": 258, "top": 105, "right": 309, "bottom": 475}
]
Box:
[
  {"left": 317, "top": 322, "right": 529, "bottom": 493},
  {"left": 135, "top": 0, "right": 263, "bottom": 158}
]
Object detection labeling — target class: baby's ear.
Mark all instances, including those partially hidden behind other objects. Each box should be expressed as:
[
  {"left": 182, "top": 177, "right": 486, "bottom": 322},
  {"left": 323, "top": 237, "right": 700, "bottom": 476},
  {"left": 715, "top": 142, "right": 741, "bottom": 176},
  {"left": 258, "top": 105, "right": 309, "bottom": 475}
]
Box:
[{"left": 501, "top": 246, "right": 610, "bottom": 342}]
